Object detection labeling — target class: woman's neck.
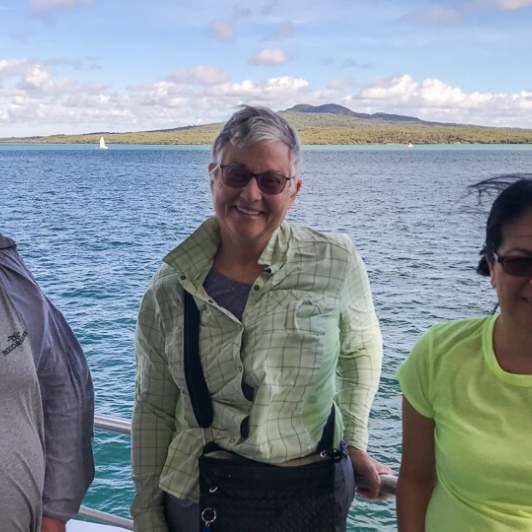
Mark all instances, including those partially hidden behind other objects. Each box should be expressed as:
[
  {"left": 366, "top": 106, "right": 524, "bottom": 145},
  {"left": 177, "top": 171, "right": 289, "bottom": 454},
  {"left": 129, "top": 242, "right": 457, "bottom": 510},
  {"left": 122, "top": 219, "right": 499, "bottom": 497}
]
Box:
[
  {"left": 213, "top": 242, "right": 265, "bottom": 284},
  {"left": 493, "top": 316, "right": 532, "bottom": 374}
]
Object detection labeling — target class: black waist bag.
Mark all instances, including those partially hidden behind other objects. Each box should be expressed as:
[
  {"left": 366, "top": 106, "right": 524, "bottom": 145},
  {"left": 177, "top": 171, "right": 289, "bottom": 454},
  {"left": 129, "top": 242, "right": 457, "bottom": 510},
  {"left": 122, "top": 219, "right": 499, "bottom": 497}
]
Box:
[
  {"left": 198, "top": 448, "right": 337, "bottom": 531},
  {"left": 183, "top": 291, "right": 337, "bottom": 532}
]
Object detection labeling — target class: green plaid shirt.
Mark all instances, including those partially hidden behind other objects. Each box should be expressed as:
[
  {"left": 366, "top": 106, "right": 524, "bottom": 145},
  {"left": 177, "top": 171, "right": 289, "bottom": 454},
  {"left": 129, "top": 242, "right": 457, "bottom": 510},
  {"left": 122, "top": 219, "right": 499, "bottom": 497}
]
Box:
[{"left": 131, "top": 217, "right": 382, "bottom": 531}]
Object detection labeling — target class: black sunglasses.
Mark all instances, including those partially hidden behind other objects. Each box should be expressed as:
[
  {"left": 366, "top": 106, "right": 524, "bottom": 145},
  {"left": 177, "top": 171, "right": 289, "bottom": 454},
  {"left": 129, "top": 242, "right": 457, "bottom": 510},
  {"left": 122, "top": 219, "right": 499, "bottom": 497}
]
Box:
[
  {"left": 219, "top": 164, "right": 293, "bottom": 195},
  {"left": 493, "top": 253, "right": 532, "bottom": 277}
]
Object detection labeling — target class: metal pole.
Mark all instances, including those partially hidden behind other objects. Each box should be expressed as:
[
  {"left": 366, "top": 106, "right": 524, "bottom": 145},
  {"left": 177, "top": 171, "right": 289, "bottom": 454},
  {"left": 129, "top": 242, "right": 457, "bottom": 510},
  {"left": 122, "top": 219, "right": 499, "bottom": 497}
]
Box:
[
  {"left": 77, "top": 506, "right": 134, "bottom": 530},
  {"left": 94, "top": 414, "right": 131, "bottom": 435}
]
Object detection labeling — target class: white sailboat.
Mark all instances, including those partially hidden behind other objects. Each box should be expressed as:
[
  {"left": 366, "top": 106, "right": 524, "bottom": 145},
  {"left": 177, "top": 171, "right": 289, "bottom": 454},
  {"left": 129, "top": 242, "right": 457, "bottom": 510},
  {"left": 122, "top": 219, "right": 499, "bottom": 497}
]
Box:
[{"left": 99, "top": 136, "right": 108, "bottom": 149}]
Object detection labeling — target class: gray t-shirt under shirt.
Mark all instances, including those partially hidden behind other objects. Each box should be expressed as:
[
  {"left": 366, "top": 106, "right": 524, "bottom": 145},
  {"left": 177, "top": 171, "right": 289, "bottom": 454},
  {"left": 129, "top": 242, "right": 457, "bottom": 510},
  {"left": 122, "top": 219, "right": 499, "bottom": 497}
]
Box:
[
  {"left": 203, "top": 268, "right": 252, "bottom": 322},
  {"left": 203, "top": 268, "right": 254, "bottom": 403}
]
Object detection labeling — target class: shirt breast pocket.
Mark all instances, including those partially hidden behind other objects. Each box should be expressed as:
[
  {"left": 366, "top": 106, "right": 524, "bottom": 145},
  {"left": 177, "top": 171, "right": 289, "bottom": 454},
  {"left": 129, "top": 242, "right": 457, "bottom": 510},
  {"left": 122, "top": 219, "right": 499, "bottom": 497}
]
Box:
[{"left": 268, "top": 291, "right": 336, "bottom": 336}]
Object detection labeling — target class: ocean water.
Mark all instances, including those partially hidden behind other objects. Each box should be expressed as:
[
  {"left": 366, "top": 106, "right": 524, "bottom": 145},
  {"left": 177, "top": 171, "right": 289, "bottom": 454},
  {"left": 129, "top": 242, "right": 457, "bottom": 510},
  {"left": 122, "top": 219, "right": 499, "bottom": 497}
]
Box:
[{"left": 2, "top": 143, "right": 532, "bottom": 530}]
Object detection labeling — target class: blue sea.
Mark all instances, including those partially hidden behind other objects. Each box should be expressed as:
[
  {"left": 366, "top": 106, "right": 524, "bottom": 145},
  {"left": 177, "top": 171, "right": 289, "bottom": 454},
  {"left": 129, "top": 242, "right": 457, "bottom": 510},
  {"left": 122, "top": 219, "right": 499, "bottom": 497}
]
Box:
[{"left": 2, "top": 143, "right": 532, "bottom": 530}]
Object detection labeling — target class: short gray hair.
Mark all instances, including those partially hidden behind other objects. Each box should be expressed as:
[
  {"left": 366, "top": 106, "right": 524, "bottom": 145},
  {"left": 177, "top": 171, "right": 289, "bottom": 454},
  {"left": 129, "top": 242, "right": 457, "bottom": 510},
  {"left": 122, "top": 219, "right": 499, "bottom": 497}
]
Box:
[{"left": 211, "top": 105, "right": 302, "bottom": 189}]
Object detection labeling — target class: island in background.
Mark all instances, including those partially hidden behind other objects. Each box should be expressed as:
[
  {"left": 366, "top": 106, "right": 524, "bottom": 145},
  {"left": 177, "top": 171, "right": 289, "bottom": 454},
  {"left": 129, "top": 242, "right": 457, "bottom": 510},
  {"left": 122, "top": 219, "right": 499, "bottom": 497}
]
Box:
[{"left": 2, "top": 103, "right": 531, "bottom": 145}]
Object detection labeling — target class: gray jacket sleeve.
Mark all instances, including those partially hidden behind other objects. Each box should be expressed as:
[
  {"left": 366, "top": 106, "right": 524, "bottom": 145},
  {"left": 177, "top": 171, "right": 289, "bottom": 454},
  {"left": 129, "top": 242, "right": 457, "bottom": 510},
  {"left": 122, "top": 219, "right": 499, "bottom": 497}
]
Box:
[{"left": 0, "top": 235, "right": 95, "bottom": 522}]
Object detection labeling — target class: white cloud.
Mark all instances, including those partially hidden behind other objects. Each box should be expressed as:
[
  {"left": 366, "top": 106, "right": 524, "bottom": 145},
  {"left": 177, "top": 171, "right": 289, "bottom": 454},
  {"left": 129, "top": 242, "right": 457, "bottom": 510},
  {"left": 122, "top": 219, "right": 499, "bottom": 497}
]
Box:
[
  {"left": 1, "top": 60, "right": 532, "bottom": 137},
  {"left": 123, "top": 75, "right": 312, "bottom": 130},
  {"left": 495, "top": 0, "right": 532, "bottom": 8},
  {"left": 211, "top": 20, "right": 235, "bottom": 42},
  {"left": 17, "top": 64, "right": 55, "bottom": 91},
  {"left": 467, "top": 0, "right": 532, "bottom": 8},
  {"left": 249, "top": 48, "right": 291, "bottom": 66},
  {"left": 0, "top": 58, "right": 30, "bottom": 79},
  {"left": 0, "top": 58, "right": 314, "bottom": 135},
  {"left": 31, "top": 0, "right": 93, "bottom": 10},
  {"left": 351, "top": 74, "right": 532, "bottom": 126}
]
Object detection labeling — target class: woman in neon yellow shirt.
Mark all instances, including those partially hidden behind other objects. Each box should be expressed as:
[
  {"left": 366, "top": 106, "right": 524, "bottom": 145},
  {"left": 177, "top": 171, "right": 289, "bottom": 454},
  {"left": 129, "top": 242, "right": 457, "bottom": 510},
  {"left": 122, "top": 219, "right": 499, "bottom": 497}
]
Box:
[{"left": 397, "top": 176, "right": 532, "bottom": 531}]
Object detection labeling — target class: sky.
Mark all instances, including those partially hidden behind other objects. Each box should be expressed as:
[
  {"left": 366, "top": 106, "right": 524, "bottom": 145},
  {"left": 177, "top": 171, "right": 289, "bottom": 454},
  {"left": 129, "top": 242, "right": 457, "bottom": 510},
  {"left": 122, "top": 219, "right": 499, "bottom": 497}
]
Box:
[{"left": 1, "top": 0, "right": 532, "bottom": 137}]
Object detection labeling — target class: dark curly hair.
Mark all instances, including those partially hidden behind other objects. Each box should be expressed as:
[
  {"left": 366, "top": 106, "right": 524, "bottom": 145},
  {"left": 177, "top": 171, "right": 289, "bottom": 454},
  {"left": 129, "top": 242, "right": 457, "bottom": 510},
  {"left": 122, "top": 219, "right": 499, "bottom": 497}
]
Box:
[{"left": 468, "top": 175, "right": 532, "bottom": 276}]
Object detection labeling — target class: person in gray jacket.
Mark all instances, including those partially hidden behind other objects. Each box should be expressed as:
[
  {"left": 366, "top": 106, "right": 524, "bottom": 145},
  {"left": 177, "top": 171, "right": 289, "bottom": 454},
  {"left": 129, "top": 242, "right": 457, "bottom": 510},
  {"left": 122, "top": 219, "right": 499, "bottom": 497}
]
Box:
[{"left": 0, "top": 233, "right": 95, "bottom": 532}]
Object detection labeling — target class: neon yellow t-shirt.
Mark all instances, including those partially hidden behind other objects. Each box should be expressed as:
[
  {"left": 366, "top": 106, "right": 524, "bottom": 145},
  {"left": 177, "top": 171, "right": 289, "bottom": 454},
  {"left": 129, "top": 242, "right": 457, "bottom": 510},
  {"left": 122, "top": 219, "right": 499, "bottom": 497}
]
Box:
[{"left": 397, "top": 316, "right": 532, "bottom": 531}]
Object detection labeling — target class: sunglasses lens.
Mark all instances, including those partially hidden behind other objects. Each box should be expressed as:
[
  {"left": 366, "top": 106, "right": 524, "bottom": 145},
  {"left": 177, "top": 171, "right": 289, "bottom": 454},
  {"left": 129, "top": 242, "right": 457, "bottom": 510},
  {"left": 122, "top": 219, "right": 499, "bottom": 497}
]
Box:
[
  {"left": 502, "top": 257, "right": 532, "bottom": 276},
  {"left": 257, "top": 173, "right": 285, "bottom": 194},
  {"left": 221, "top": 165, "right": 288, "bottom": 194},
  {"left": 223, "top": 166, "right": 250, "bottom": 187}
]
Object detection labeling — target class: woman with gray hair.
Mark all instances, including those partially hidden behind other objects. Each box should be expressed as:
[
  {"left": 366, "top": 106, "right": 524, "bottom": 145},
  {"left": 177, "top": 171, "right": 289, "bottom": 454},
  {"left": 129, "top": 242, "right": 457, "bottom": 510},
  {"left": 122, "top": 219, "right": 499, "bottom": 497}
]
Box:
[{"left": 131, "top": 105, "right": 390, "bottom": 531}]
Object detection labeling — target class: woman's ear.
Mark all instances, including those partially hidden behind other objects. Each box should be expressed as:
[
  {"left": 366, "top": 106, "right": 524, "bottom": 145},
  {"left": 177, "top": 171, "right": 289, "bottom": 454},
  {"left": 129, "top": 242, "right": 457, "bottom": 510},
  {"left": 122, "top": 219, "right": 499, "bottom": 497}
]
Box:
[
  {"left": 208, "top": 163, "right": 217, "bottom": 192},
  {"left": 287, "top": 178, "right": 302, "bottom": 208},
  {"left": 487, "top": 255, "right": 497, "bottom": 288}
]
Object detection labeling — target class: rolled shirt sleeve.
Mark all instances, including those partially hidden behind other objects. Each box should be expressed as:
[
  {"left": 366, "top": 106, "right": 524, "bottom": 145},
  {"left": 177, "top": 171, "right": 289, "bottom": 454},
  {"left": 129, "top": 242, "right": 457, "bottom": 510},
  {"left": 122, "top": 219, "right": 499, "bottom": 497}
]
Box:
[
  {"left": 131, "top": 273, "right": 181, "bottom": 531},
  {"left": 336, "top": 245, "right": 383, "bottom": 450}
]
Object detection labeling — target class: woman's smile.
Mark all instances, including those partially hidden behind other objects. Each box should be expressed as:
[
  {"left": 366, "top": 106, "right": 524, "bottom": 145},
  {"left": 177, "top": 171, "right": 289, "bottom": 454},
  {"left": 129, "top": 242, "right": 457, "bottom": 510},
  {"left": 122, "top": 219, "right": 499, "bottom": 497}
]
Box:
[{"left": 234, "top": 204, "right": 263, "bottom": 216}]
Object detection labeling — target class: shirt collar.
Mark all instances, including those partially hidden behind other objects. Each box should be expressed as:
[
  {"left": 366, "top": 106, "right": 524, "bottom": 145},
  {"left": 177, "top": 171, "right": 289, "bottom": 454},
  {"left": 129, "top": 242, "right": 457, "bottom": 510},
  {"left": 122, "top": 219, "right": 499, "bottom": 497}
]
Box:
[
  {"left": 163, "top": 217, "right": 220, "bottom": 283},
  {"left": 162, "top": 217, "right": 292, "bottom": 282},
  {"left": 257, "top": 223, "right": 290, "bottom": 273}
]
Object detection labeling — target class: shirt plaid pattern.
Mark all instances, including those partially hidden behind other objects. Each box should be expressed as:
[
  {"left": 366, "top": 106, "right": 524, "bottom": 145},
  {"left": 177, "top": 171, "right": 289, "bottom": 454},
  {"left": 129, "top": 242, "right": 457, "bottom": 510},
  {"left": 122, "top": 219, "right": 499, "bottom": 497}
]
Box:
[{"left": 131, "top": 217, "right": 382, "bottom": 531}]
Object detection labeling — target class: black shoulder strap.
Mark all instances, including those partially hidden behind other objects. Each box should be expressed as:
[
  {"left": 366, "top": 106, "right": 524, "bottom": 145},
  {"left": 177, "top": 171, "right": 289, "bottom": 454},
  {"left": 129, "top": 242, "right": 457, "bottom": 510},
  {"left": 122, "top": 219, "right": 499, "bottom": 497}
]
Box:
[
  {"left": 183, "top": 290, "right": 213, "bottom": 428},
  {"left": 183, "top": 289, "right": 334, "bottom": 450}
]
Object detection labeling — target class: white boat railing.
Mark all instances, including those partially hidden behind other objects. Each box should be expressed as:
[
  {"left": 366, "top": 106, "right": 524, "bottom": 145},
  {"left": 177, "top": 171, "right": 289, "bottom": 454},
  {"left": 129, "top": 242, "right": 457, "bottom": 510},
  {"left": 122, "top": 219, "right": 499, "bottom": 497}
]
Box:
[
  {"left": 94, "top": 414, "right": 132, "bottom": 436},
  {"left": 76, "top": 505, "right": 134, "bottom": 530},
  {"left": 77, "top": 415, "right": 134, "bottom": 530},
  {"left": 82, "top": 414, "right": 397, "bottom": 530}
]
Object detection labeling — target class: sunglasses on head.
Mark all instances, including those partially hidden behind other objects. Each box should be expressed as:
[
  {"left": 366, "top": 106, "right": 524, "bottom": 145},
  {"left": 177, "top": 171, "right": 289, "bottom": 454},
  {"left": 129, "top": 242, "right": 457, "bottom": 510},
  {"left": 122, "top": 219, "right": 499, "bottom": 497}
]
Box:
[
  {"left": 493, "top": 253, "right": 532, "bottom": 277},
  {"left": 219, "top": 164, "right": 293, "bottom": 195}
]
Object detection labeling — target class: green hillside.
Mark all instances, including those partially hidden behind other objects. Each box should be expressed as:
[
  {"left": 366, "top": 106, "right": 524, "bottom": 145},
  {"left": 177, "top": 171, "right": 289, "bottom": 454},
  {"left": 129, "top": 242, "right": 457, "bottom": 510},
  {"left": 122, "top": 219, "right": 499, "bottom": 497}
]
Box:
[{"left": 2, "top": 105, "right": 531, "bottom": 145}]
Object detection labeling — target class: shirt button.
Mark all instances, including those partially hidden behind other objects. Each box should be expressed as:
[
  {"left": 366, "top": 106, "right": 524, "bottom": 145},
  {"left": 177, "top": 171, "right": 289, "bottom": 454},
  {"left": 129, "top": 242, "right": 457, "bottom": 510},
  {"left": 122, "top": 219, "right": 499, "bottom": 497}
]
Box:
[
  {"left": 253, "top": 285, "right": 259, "bottom": 291},
  {"left": 264, "top": 267, "right": 272, "bottom": 274},
  {"left": 180, "top": 275, "right": 186, "bottom": 280},
  {"left": 238, "top": 365, "right": 243, "bottom": 372},
  {"left": 208, "top": 299, "right": 213, "bottom": 304},
  {"left": 230, "top": 438, "right": 236, "bottom": 443}
]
